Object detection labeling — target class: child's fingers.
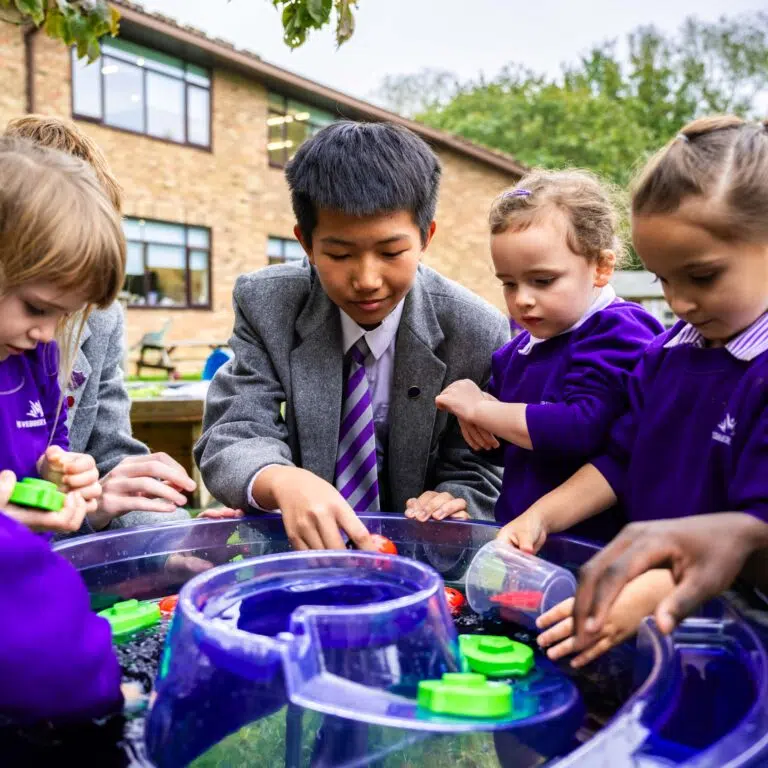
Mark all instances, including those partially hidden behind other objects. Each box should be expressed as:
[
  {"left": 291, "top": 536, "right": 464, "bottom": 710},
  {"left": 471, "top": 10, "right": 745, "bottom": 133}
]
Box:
[
  {"left": 570, "top": 636, "right": 615, "bottom": 668},
  {"left": 458, "top": 420, "right": 480, "bottom": 451},
  {"left": 0, "top": 470, "right": 17, "bottom": 507},
  {"left": 63, "top": 453, "right": 96, "bottom": 475},
  {"left": 536, "top": 597, "right": 575, "bottom": 630},
  {"left": 544, "top": 635, "right": 579, "bottom": 661},
  {"left": 432, "top": 497, "right": 468, "bottom": 520},
  {"left": 66, "top": 472, "right": 101, "bottom": 494},
  {"left": 537, "top": 617, "right": 575, "bottom": 648}
]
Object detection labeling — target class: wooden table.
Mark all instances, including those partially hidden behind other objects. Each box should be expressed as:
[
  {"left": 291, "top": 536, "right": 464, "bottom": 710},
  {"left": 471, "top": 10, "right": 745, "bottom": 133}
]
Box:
[{"left": 129, "top": 397, "right": 208, "bottom": 508}]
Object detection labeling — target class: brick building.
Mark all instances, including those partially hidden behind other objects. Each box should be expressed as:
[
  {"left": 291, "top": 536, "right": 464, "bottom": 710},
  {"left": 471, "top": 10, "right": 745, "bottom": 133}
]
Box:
[{"left": 0, "top": 3, "right": 523, "bottom": 364}]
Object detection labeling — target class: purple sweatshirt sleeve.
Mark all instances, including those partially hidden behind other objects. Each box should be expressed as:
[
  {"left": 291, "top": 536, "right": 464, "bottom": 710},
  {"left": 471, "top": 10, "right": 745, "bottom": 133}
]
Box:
[
  {"left": 0, "top": 513, "right": 122, "bottom": 722},
  {"left": 729, "top": 398, "right": 768, "bottom": 523},
  {"left": 526, "top": 306, "right": 662, "bottom": 457}
]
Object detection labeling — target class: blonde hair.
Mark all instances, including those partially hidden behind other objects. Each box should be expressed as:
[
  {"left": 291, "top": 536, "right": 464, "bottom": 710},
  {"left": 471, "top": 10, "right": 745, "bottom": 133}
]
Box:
[
  {"left": 0, "top": 136, "right": 126, "bottom": 391},
  {"left": 5, "top": 115, "right": 123, "bottom": 213},
  {"left": 632, "top": 115, "right": 768, "bottom": 243},
  {"left": 489, "top": 169, "right": 625, "bottom": 265}
]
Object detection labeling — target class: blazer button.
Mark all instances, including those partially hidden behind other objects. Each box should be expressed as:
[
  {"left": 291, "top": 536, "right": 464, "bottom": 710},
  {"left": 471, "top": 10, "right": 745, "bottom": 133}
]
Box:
[{"left": 407, "top": 386, "right": 421, "bottom": 399}]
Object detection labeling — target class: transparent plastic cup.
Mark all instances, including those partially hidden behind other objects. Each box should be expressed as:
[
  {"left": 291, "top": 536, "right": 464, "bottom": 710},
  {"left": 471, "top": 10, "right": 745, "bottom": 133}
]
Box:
[{"left": 465, "top": 540, "right": 577, "bottom": 629}]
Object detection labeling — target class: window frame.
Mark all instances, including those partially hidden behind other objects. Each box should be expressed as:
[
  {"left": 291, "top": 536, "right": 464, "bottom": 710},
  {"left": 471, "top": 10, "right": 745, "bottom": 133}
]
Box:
[
  {"left": 266, "top": 93, "right": 334, "bottom": 168},
  {"left": 124, "top": 217, "right": 213, "bottom": 311},
  {"left": 70, "top": 41, "right": 213, "bottom": 151},
  {"left": 267, "top": 235, "right": 305, "bottom": 266}
]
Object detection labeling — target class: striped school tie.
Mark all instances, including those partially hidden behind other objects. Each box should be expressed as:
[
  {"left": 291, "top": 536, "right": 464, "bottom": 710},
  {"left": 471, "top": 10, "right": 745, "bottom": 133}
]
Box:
[{"left": 334, "top": 338, "right": 380, "bottom": 512}]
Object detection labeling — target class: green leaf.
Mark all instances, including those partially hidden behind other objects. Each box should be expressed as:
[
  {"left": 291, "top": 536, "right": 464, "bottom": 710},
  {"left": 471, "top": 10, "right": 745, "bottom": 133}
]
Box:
[
  {"left": 306, "top": 0, "right": 326, "bottom": 24},
  {"left": 13, "top": 0, "right": 43, "bottom": 24}
]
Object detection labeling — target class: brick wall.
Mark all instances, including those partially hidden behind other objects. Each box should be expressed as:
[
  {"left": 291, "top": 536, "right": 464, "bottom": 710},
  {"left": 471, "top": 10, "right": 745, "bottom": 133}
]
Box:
[{"left": 2, "top": 29, "right": 514, "bottom": 372}]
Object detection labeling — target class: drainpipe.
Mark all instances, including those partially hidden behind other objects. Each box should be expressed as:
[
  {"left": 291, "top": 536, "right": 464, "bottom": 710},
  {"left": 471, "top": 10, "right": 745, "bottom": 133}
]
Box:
[{"left": 24, "top": 25, "right": 38, "bottom": 113}]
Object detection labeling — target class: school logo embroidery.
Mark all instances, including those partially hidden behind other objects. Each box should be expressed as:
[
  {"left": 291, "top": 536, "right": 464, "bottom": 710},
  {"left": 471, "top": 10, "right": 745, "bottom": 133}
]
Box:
[
  {"left": 712, "top": 413, "right": 736, "bottom": 446},
  {"left": 16, "top": 400, "right": 46, "bottom": 429}
]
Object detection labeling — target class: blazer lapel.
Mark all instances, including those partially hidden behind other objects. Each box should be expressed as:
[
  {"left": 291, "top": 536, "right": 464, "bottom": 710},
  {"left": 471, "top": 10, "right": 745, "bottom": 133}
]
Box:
[
  {"left": 388, "top": 272, "right": 447, "bottom": 510},
  {"left": 290, "top": 275, "right": 344, "bottom": 483}
]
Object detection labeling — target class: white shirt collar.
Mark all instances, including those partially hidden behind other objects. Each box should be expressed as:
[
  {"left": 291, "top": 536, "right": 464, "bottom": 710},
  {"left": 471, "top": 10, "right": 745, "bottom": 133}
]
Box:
[
  {"left": 339, "top": 299, "right": 405, "bottom": 360},
  {"left": 518, "top": 284, "right": 617, "bottom": 356},
  {"left": 663, "top": 311, "right": 768, "bottom": 362}
]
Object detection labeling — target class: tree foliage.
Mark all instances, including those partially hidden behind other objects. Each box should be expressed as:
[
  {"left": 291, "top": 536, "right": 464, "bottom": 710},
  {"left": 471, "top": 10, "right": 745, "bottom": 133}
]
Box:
[
  {"left": 0, "top": 0, "right": 359, "bottom": 59},
  {"left": 380, "top": 14, "right": 768, "bottom": 188}
]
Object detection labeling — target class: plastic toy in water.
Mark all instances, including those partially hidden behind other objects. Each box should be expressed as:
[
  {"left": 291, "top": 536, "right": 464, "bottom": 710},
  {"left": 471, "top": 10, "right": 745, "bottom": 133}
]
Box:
[
  {"left": 370, "top": 534, "right": 397, "bottom": 555},
  {"left": 98, "top": 599, "right": 161, "bottom": 640},
  {"left": 444, "top": 587, "right": 466, "bottom": 614},
  {"left": 9, "top": 477, "right": 65, "bottom": 512},
  {"left": 418, "top": 673, "right": 512, "bottom": 718},
  {"left": 459, "top": 634, "right": 534, "bottom": 677},
  {"left": 466, "top": 540, "right": 576, "bottom": 630},
  {"left": 158, "top": 595, "right": 179, "bottom": 615}
]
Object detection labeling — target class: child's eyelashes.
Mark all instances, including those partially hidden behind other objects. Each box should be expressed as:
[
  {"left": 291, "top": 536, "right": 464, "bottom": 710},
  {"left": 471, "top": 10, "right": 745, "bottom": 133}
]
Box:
[
  {"left": 381, "top": 250, "right": 407, "bottom": 258},
  {"left": 324, "top": 252, "right": 350, "bottom": 261},
  {"left": 689, "top": 272, "right": 719, "bottom": 285},
  {"left": 23, "top": 301, "right": 46, "bottom": 317},
  {"left": 533, "top": 277, "right": 556, "bottom": 287}
]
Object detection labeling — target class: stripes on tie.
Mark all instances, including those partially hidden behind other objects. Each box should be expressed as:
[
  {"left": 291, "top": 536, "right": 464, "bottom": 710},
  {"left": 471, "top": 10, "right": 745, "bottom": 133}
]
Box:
[{"left": 334, "top": 338, "right": 380, "bottom": 512}]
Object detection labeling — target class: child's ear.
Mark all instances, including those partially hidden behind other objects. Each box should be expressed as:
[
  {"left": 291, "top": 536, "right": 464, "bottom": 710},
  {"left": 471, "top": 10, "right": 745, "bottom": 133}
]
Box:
[
  {"left": 294, "top": 225, "right": 314, "bottom": 264},
  {"left": 594, "top": 249, "right": 616, "bottom": 287},
  {"left": 421, "top": 220, "right": 437, "bottom": 252}
]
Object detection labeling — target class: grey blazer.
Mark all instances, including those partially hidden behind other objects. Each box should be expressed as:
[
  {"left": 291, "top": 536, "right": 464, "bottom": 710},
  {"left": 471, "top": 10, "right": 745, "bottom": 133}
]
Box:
[
  {"left": 195, "top": 261, "right": 510, "bottom": 519},
  {"left": 67, "top": 304, "right": 189, "bottom": 530}
]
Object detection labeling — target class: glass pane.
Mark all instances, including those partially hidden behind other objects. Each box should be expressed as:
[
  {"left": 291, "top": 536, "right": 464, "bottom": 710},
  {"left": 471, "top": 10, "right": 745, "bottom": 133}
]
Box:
[
  {"left": 284, "top": 240, "right": 305, "bottom": 261},
  {"left": 285, "top": 119, "right": 310, "bottom": 161},
  {"left": 103, "top": 38, "right": 184, "bottom": 77},
  {"left": 187, "top": 85, "right": 210, "bottom": 146},
  {"left": 72, "top": 50, "right": 102, "bottom": 118},
  {"left": 185, "top": 64, "right": 210, "bottom": 87},
  {"left": 267, "top": 237, "right": 284, "bottom": 258},
  {"left": 187, "top": 227, "right": 210, "bottom": 248},
  {"left": 146, "top": 71, "right": 184, "bottom": 142},
  {"left": 125, "top": 242, "right": 143, "bottom": 275},
  {"left": 287, "top": 100, "right": 334, "bottom": 127},
  {"left": 122, "top": 217, "right": 142, "bottom": 241},
  {"left": 147, "top": 244, "right": 186, "bottom": 306},
  {"left": 268, "top": 91, "right": 285, "bottom": 111},
  {"left": 103, "top": 56, "right": 144, "bottom": 133},
  {"left": 189, "top": 249, "right": 209, "bottom": 305},
  {"left": 144, "top": 220, "right": 185, "bottom": 245}
]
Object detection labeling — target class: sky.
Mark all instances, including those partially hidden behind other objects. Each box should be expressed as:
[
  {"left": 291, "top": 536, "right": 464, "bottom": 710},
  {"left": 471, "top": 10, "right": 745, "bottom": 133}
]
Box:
[{"left": 137, "top": 0, "right": 767, "bottom": 106}]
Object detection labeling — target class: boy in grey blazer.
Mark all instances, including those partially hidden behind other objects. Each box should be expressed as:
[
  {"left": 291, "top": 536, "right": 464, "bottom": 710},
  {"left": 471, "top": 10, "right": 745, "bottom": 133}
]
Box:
[{"left": 195, "top": 122, "right": 509, "bottom": 551}]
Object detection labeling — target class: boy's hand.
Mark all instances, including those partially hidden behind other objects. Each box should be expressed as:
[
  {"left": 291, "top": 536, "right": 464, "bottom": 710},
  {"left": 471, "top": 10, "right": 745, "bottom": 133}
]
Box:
[
  {"left": 573, "top": 514, "right": 768, "bottom": 640},
  {"left": 404, "top": 490, "right": 469, "bottom": 522},
  {"left": 458, "top": 415, "right": 500, "bottom": 452},
  {"left": 39, "top": 446, "right": 101, "bottom": 514},
  {"left": 537, "top": 569, "right": 675, "bottom": 668},
  {"left": 496, "top": 509, "right": 548, "bottom": 554},
  {"left": 260, "top": 466, "right": 374, "bottom": 551},
  {"left": 0, "top": 469, "right": 15, "bottom": 509},
  {"left": 197, "top": 506, "right": 245, "bottom": 520},
  {"left": 90, "top": 453, "right": 197, "bottom": 531},
  {"left": 436, "top": 379, "right": 485, "bottom": 422}
]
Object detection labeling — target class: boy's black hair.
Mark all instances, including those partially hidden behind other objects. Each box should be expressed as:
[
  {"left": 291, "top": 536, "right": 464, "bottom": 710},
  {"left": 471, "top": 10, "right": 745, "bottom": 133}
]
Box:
[{"left": 285, "top": 121, "right": 442, "bottom": 247}]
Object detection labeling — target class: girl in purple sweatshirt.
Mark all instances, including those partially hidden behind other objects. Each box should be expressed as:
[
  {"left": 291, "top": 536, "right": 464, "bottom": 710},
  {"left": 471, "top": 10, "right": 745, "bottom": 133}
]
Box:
[
  {"left": 0, "top": 137, "right": 125, "bottom": 721},
  {"left": 504, "top": 117, "right": 768, "bottom": 668},
  {"left": 436, "top": 170, "right": 662, "bottom": 538}
]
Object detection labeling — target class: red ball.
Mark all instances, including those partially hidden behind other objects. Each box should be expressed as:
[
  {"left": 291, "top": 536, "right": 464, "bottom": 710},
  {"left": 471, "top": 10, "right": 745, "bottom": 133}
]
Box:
[
  {"left": 444, "top": 587, "right": 466, "bottom": 614},
  {"left": 159, "top": 594, "right": 179, "bottom": 615},
  {"left": 370, "top": 534, "right": 398, "bottom": 555}
]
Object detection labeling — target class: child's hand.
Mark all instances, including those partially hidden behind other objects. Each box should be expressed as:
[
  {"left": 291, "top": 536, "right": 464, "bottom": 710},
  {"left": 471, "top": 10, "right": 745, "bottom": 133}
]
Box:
[
  {"left": 404, "top": 490, "right": 469, "bottom": 522},
  {"left": 197, "top": 506, "right": 245, "bottom": 520},
  {"left": 39, "top": 446, "right": 101, "bottom": 514},
  {"left": 262, "top": 466, "right": 374, "bottom": 551},
  {"left": 496, "top": 509, "right": 548, "bottom": 554},
  {"left": 0, "top": 485, "right": 89, "bottom": 533},
  {"left": 0, "top": 469, "right": 15, "bottom": 508},
  {"left": 536, "top": 569, "right": 675, "bottom": 668},
  {"left": 436, "top": 379, "right": 485, "bottom": 422}
]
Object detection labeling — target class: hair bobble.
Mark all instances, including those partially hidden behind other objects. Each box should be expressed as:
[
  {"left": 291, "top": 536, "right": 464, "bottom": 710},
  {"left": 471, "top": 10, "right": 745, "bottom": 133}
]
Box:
[{"left": 503, "top": 189, "right": 531, "bottom": 198}]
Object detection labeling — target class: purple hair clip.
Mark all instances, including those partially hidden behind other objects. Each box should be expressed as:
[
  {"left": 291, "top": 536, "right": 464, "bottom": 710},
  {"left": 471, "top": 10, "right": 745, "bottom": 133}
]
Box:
[{"left": 503, "top": 189, "right": 531, "bottom": 198}]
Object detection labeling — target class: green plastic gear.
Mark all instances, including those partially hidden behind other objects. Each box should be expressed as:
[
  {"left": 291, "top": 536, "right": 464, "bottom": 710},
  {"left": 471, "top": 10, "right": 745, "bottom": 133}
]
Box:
[
  {"left": 459, "top": 634, "right": 535, "bottom": 677},
  {"left": 417, "top": 672, "right": 512, "bottom": 718},
  {"left": 9, "top": 478, "right": 65, "bottom": 512},
  {"left": 98, "top": 599, "right": 161, "bottom": 639}
]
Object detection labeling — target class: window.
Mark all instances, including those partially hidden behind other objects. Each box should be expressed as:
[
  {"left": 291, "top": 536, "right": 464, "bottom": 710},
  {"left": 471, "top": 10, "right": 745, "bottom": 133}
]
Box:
[
  {"left": 72, "top": 38, "right": 211, "bottom": 148},
  {"left": 123, "top": 218, "right": 211, "bottom": 308},
  {"left": 268, "top": 236, "right": 305, "bottom": 265},
  {"left": 267, "top": 92, "right": 335, "bottom": 167}
]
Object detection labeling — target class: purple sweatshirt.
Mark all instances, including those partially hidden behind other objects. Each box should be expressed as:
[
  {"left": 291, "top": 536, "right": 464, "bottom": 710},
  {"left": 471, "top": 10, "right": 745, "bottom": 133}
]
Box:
[
  {"left": 0, "top": 513, "right": 122, "bottom": 721},
  {"left": 0, "top": 343, "right": 68, "bottom": 479},
  {"left": 593, "top": 314, "right": 768, "bottom": 524},
  {"left": 489, "top": 297, "right": 662, "bottom": 536}
]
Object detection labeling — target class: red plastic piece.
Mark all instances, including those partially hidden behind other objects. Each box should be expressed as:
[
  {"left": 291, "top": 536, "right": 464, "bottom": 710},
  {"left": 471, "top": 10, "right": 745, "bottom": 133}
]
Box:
[
  {"left": 491, "top": 590, "right": 543, "bottom": 611},
  {"left": 370, "top": 534, "right": 398, "bottom": 555},
  {"left": 159, "top": 594, "right": 179, "bottom": 615},
  {"left": 444, "top": 587, "right": 466, "bottom": 614}
]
